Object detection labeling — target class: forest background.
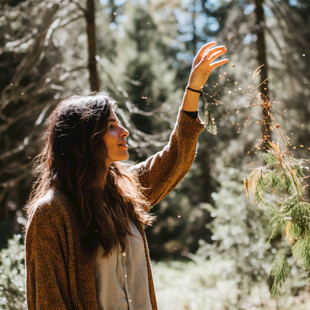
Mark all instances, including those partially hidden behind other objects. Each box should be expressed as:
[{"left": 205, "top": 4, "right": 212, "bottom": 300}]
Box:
[{"left": 0, "top": 0, "right": 309, "bottom": 309}]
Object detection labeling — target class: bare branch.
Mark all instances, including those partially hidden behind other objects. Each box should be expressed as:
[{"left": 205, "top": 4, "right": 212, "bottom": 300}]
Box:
[
  {"left": 0, "top": 170, "right": 32, "bottom": 189},
  {"left": 57, "top": 13, "right": 84, "bottom": 29},
  {"left": 70, "top": 0, "right": 87, "bottom": 15},
  {"left": 0, "top": 3, "right": 60, "bottom": 113}
]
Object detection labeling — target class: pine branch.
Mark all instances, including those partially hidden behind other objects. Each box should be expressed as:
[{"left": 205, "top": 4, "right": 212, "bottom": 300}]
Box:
[
  {"left": 245, "top": 106, "right": 310, "bottom": 296},
  {"left": 270, "top": 250, "right": 290, "bottom": 296}
]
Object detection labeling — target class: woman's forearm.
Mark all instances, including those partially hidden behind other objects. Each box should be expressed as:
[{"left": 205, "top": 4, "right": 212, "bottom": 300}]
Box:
[{"left": 181, "top": 88, "right": 201, "bottom": 112}]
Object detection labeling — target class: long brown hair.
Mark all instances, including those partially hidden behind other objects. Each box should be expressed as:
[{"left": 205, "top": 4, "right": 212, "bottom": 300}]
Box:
[{"left": 26, "top": 93, "right": 155, "bottom": 256}]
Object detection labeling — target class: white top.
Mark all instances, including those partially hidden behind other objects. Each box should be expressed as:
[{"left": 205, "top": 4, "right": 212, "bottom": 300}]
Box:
[{"left": 95, "top": 220, "right": 152, "bottom": 310}]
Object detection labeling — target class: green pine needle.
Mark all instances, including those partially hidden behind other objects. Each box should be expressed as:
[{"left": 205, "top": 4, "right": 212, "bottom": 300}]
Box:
[
  {"left": 270, "top": 251, "right": 290, "bottom": 296},
  {"left": 292, "top": 236, "right": 310, "bottom": 270}
]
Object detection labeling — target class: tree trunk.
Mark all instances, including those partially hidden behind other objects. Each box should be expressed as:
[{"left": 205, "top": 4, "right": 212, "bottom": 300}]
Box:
[
  {"left": 86, "top": 0, "right": 99, "bottom": 92},
  {"left": 254, "top": 0, "right": 271, "bottom": 150}
]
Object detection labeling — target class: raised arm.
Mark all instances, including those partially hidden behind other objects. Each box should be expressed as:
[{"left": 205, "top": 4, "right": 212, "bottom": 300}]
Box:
[{"left": 132, "top": 42, "right": 228, "bottom": 208}]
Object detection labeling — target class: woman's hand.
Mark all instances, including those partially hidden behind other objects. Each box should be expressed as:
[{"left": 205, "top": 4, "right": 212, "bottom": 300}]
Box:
[
  {"left": 187, "top": 42, "right": 228, "bottom": 91},
  {"left": 181, "top": 42, "right": 228, "bottom": 112}
]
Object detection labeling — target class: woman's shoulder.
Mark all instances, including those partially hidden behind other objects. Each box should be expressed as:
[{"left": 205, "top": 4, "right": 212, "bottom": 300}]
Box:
[
  {"left": 25, "top": 189, "right": 78, "bottom": 260},
  {"left": 27, "top": 188, "right": 74, "bottom": 230}
]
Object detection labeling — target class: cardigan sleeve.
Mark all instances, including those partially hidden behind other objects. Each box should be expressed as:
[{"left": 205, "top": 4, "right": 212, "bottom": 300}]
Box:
[
  {"left": 131, "top": 108, "right": 205, "bottom": 209},
  {"left": 25, "top": 203, "right": 74, "bottom": 310}
]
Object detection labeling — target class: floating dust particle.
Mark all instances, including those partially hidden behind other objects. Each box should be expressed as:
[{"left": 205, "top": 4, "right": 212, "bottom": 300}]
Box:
[
  {"left": 177, "top": 215, "right": 181, "bottom": 218},
  {"left": 219, "top": 17, "right": 221, "bottom": 21},
  {"left": 21, "top": 92, "right": 24, "bottom": 95},
  {"left": 235, "top": 81, "right": 238, "bottom": 85},
  {"left": 302, "top": 54, "right": 306, "bottom": 56},
  {"left": 142, "top": 96, "right": 147, "bottom": 99},
  {"left": 293, "top": 146, "right": 296, "bottom": 149},
  {"left": 232, "top": 64, "right": 235, "bottom": 67}
]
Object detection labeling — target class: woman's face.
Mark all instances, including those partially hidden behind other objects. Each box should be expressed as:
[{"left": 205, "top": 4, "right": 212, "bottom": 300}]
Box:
[{"left": 102, "top": 109, "right": 129, "bottom": 166}]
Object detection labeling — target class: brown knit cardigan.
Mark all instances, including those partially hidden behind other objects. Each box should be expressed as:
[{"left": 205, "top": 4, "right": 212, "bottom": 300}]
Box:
[{"left": 25, "top": 110, "right": 205, "bottom": 309}]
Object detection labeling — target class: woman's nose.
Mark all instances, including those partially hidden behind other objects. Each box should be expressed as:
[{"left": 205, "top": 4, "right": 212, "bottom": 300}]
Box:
[{"left": 120, "top": 126, "right": 129, "bottom": 137}]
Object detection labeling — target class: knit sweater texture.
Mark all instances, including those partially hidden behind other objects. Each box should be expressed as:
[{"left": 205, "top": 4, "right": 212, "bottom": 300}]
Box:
[{"left": 25, "top": 109, "right": 205, "bottom": 309}]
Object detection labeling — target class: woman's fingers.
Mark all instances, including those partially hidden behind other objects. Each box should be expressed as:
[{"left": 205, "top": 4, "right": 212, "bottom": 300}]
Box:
[
  {"left": 201, "top": 45, "right": 228, "bottom": 70},
  {"left": 188, "top": 42, "right": 228, "bottom": 88},
  {"left": 195, "top": 42, "right": 217, "bottom": 63},
  {"left": 210, "top": 59, "right": 229, "bottom": 70},
  {"left": 204, "top": 46, "right": 227, "bottom": 61},
  {"left": 207, "top": 49, "right": 227, "bottom": 63}
]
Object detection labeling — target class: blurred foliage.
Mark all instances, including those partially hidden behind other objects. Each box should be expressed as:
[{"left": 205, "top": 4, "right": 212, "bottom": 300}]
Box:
[
  {"left": 153, "top": 259, "right": 310, "bottom": 309},
  {"left": 0, "top": 235, "right": 26, "bottom": 310},
  {"left": 199, "top": 165, "right": 274, "bottom": 294}
]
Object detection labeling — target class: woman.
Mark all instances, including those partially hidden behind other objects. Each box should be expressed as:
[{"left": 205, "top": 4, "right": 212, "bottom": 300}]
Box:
[{"left": 25, "top": 42, "right": 228, "bottom": 309}]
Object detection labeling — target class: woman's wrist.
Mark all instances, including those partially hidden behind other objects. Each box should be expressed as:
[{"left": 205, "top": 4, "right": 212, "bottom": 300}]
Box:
[
  {"left": 181, "top": 87, "right": 200, "bottom": 112},
  {"left": 186, "top": 82, "right": 203, "bottom": 90},
  {"left": 186, "top": 86, "right": 202, "bottom": 94}
]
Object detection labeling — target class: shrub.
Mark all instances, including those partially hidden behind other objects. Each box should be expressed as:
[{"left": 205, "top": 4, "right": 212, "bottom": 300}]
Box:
[{"left": 0, "top": 235, "right": 26, "bottom": 310}]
